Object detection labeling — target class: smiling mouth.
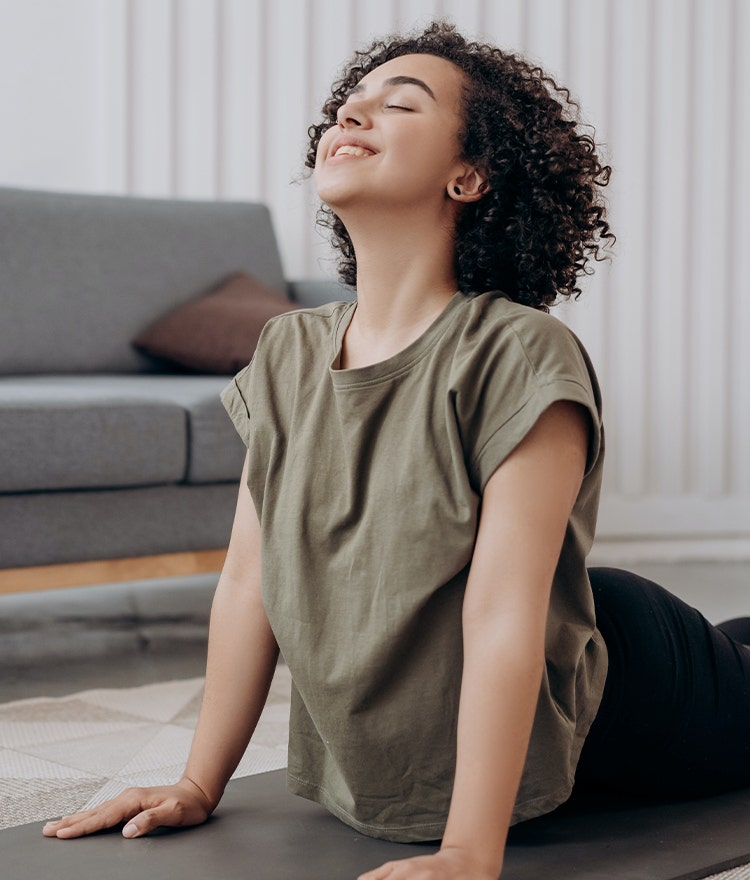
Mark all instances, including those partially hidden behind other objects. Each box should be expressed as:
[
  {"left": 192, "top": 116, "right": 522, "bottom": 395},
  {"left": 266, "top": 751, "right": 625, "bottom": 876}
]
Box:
[{"left": 333, "top": 145, "right": 376, "bottom": 158}]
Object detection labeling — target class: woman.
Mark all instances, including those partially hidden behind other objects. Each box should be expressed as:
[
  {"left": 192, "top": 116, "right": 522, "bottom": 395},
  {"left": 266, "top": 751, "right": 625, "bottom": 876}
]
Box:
[{"left": 43, "top": 22, "right": 749, "bottom": 880}]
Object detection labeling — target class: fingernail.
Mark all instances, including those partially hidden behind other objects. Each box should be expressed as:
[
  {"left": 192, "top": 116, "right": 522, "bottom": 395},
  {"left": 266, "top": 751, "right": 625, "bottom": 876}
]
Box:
[{"left": 122, "top": 823, "right": 139, "bottom": 838}]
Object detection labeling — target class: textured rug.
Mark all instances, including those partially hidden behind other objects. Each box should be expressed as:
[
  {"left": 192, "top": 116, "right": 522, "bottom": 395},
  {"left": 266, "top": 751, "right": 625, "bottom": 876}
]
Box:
[
  {"left": 707, "top": 870, "right": 750, "bottom": 880},
  {"left": 0, "top": 663, "right": 291, "bottom": 831}
]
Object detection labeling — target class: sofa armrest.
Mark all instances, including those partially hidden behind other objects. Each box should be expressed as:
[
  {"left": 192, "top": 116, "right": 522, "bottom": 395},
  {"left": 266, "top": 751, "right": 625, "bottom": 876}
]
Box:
[{"left": 287, "top": 278, "right": 355, "bottom": 309}]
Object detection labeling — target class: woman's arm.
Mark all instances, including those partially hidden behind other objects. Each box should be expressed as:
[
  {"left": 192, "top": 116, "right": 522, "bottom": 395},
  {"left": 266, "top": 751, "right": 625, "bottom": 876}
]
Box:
[
  {"left": 181, "top": 451, "right": 279, "bottom": 812},
  {"left": 43, "top": 451, "right": 279, "bottom": 839},
  {"left": 360, "top": 400, "right": 589, "bottom": 880}
]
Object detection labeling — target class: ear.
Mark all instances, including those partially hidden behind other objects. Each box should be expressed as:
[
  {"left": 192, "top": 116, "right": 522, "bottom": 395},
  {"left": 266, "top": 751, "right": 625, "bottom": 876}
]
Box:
[{"left": 447, "top": 167, "right": 489, "bottom": 203}]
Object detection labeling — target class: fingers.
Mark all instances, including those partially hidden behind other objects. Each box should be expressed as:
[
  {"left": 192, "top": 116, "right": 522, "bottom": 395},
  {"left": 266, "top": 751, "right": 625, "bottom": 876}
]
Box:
[
  {"left": 42, "top": 784, "right": 211, "bottom": 840},
  {"left": 358, "top": 861, "right": 396, "bottom": 879},
  {"left": 119, "top": 800, "right": 188, "bottom": 839},
  {"left": 120, "top": 806, "right": 166, "bottom": 840},
  {"left": 43, "top": 789, "right": 147, "bottom": 839},
  {"left": 43, "top": 804, "right": 129, "bottom": 839}
]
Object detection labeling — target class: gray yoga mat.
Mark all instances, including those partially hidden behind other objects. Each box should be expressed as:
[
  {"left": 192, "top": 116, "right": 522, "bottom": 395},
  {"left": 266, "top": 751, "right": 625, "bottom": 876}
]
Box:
[{"left": 3, "top": 770, "right": 749, "bottom": 880}]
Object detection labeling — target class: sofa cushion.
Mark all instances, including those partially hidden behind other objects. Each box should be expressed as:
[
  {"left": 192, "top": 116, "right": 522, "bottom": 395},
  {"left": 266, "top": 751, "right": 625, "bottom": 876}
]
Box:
[
  {"left": 0, "top": 188, "right": 287, "bottom": 375},
  {"left": 187, "top": 393, "right": 247, "bottom": 483},
  {"left": 133, "top": 272, "right": 296, "bottom": 374},
  {"left": 0, "top": 484, "right": 238, "bottom": 567},
  {"left": 0, "top": 376, "right": 245, "bottom": 493},
  {"left": 110, "top": 376, "right": 247, "bottom": 483}
]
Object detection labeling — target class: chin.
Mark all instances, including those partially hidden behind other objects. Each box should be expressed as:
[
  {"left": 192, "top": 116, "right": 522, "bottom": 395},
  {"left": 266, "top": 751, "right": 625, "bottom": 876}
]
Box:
[{"left": 315, "top": 182, "right": 362, "bottom": 213}]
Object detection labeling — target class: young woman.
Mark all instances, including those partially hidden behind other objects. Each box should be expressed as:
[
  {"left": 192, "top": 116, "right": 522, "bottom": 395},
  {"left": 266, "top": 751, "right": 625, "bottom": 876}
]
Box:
[{"left": 43, "top": 22, "right": 750, "bottom": 880}]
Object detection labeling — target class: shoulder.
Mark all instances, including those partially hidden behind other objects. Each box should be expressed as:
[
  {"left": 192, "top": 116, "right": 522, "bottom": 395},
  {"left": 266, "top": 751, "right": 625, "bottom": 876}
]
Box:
[
  {"left": 224, "top": 300, "right": 353, "bottom": 403},
  {"left": 451, "top": 293, "right": 603, "bottom": 489},
  {"left": 251, "top": 300, "right": 354, "bottom": 371},
  {"left": 454, "top": 292, "right": 595, "bottom": 387},
  {"left": 463, "top": 292, "right": 581, "bottom": 349},
  {"left": 259, "top": 300, "right": 353, "bottom": 345}
]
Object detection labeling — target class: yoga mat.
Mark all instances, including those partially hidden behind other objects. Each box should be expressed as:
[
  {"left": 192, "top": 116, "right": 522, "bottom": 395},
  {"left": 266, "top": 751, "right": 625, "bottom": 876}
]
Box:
[{"left": 3, "top": 770, "right": 749, "bottom": 880}]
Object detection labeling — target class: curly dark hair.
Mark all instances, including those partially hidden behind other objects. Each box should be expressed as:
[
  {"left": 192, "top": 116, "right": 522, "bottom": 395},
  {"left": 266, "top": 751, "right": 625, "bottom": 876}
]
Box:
[{"left": 306, "top": 21, "right": 614, "bottom": 311}]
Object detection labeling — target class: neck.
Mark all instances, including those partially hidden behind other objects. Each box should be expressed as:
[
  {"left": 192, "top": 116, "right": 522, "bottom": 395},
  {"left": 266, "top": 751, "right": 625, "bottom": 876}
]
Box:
[
  {"left": 334, "top": 202, "right": 460, "bottom": 369},
  {"left": 345, "top": 203, "right": 458, "bottom": 332}
]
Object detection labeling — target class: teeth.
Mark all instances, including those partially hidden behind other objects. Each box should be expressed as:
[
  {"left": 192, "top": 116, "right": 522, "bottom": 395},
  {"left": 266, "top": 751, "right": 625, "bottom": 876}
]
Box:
[{"left": 334, "top": 145, "right": 373, "bottom": 158}]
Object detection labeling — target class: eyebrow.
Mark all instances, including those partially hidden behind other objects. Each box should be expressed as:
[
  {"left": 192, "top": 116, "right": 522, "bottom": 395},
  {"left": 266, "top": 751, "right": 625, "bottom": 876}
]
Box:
[{"left": 349, "top": 75, "right": 437, "bottom": 101}]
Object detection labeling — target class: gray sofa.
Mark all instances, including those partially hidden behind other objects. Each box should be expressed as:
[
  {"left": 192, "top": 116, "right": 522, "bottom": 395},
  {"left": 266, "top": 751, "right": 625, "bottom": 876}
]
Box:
[{"left": 0, "top": 187, "right": 351, "bottom": 569}]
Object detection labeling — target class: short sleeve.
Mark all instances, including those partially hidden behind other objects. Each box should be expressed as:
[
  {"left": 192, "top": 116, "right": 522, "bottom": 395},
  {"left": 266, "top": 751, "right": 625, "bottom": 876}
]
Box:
[
  {"left": 459, "top": 310, "right": 603, "bottom": 493},
  {"left": 220, "top": 361, "right": 254, "bottom": 448}
]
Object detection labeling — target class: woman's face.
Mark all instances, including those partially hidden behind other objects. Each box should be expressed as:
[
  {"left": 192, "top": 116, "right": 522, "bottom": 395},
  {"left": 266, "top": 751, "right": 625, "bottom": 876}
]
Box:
[{"left": 315, "top": 53, "right": 469, "bottom": 213}]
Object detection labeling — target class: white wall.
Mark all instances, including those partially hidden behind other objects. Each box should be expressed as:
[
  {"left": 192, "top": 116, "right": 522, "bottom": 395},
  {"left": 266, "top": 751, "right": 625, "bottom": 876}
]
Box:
[{"left": 1, "top": 0, "right": 748, "bottom": 561}]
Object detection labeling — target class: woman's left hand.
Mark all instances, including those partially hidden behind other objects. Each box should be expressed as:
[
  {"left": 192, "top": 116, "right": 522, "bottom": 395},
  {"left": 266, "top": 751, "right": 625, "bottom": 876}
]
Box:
[{"left": 358, "top": 847, "right": 500, "bottom": 880}]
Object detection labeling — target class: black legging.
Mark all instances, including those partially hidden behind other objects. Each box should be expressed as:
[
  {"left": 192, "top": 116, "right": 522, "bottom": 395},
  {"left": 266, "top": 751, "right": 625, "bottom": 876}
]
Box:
[{"left": 576, "top": 567, "right": 750, "bottom": 798}]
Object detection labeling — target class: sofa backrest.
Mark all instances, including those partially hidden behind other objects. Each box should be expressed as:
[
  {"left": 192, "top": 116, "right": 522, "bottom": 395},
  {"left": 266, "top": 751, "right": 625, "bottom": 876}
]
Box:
[{"left": 0, "top": 187, "right": 287, "bottom": 374}]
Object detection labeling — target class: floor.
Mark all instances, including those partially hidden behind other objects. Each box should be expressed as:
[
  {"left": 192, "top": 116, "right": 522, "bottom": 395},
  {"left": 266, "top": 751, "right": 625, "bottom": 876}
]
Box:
[
  {"left": 0, "top": 667, "right": 292, "bottom": 831},
  {"left": 0, "top": 573, "right": 215, "bottom": 703},
  {"left": 1, "top": 561, "right": 746, "bottom": 703},
  {"left": 0, "top": 560, "right": 747, "bottom": 878}
]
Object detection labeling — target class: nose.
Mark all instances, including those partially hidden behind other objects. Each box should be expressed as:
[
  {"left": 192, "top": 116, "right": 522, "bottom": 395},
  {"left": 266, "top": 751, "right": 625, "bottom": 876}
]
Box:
[{"left": 336, "top": 99, "right": 368, "bottom": 129}]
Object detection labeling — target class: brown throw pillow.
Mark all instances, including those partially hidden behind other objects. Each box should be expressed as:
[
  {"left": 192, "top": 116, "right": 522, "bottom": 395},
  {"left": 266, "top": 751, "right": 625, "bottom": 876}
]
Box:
[{"left": 133, "top": 272, "right": 296, "bottom": 374}]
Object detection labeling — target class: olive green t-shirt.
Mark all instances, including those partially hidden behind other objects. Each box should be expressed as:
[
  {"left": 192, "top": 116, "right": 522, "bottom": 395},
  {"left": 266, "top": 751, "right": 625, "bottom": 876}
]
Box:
[{"left": 221, "top": 290, "right": 607, "bottom": 842}]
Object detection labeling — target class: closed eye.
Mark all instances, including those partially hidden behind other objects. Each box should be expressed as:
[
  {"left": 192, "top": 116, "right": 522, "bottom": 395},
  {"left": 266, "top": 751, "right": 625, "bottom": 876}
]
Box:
[{"left": 384, "top": 104, "right": 413, "bottom": 111}]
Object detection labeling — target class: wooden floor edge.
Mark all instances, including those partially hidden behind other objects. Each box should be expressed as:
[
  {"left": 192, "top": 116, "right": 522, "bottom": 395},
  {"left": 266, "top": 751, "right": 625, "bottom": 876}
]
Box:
[{"left": 0, "top": 549, "right": 228, "bottom": 594}]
